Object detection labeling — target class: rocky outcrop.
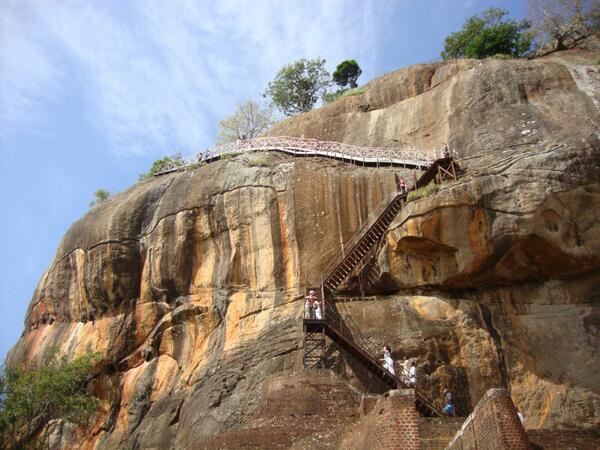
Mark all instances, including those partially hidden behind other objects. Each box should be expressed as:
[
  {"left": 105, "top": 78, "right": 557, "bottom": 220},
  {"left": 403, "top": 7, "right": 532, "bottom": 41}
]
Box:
[{"left": 7, "top": 40, "right": 600, "bottom": 448}]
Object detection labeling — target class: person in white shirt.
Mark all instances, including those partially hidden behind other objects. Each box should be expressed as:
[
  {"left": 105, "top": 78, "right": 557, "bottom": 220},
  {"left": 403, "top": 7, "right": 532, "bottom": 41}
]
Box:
[
  {"left": 381, "top": 346, "right": 395, "bottom": 375},
  {"left": 313, "top": 300, "right": 322, "bottom": 320},
  {"left": 409, "top": 361, "right": 417, "bottom": 387},
  {"left": 305, "top": 290, "right": 317, "bottom": 319}
]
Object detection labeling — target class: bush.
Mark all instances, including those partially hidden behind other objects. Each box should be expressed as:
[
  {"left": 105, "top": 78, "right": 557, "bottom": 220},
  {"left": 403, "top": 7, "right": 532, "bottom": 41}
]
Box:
[
  {"left": 0, "top": 352, "right": 102, "bottom": 450},
  {"left": 406, "top": 182, "right": 440, "bottom": 203},
  {"left": 88, "top": 189, "right": 111, "bottom": 208},
  {"left": 148, "top": 152, "right": 185, "bottom": 176},
  {"left": 341, "top": 87, "right": 367, "bottom": 98},
  {"left": 322, "top": 90, "right": 346, "bottom": 103},
  {"left": 489, "top": 53, "right": 515, "bottom": 60}
]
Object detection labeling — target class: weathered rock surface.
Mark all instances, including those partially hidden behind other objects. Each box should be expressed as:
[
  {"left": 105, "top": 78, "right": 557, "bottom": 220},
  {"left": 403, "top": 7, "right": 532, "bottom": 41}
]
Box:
[{"left": 7, "top": 40, "right": 600, "bottom": 448}]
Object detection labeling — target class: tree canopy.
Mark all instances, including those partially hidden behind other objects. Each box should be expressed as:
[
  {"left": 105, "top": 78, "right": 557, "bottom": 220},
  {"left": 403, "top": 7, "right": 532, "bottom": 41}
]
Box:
[
  {"left": 89, "top": 189, "right": 111, "bottom": 208},
  {"left": 528, "top": 0, "right": 600, "bottom": 51},
  {"left": 217, "top": 100, "right": 274, "bottom": 144},
  {"left": 264, "top": 58, "right": 331, "bottom": 116},
  {"left": 0, "top": 352, "right": 101, "bottom": 450},
  {"left": 332, "top": 60, "right": 362, "bottom": 89},
  {"left": 441, "top": 8, "right": 532, "bottom": 59}
]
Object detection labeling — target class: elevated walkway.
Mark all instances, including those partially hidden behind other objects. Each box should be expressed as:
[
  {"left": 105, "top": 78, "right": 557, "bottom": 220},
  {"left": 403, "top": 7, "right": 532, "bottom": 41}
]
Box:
[{"left": 152, "top": 136, "right": 443, "bottom": 175}]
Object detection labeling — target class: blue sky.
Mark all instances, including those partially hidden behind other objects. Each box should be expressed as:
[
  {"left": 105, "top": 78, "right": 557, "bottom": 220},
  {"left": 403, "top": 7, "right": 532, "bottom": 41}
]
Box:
[{"left": 0, "top": 0, "right": 528, "bottom": 361}]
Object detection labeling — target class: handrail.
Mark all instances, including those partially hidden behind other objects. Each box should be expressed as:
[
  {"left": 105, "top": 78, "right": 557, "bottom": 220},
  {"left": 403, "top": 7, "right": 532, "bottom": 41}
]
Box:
[
  {"left": 152, "top": 136, "right": 438, "bottom": 176},
  {"left": 317, "top": 158, "right": 446, "bottom": 290},
  {"left": 310, "top": 296, "right": 444, "bottom": 416},
  {"left": 316, "top": 189, "right": 400, "bottom": 283}
]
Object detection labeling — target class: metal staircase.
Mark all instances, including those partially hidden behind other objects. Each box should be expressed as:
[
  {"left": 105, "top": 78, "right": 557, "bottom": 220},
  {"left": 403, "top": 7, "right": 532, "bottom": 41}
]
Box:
[
  {"left": 303, "top": 297, "right": 444, "bottom": 417},
  {"left": 320, "top": 157, "right": 457, "bottom": 293},
  {"left": 302, "top": 156, "right": 459, "bottom": 418}
]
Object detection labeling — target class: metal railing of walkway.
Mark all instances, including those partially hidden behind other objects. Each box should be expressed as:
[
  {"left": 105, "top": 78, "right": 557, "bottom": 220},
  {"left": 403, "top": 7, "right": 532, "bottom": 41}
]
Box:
[{"left": 152, "top": 136, "right": 441, "bottom": 176}]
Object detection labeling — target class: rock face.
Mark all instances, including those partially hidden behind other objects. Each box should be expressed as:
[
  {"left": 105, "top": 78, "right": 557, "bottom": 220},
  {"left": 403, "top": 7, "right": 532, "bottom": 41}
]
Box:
[{"left": 8, "top": 40, "right": 600, "bottom": 448}]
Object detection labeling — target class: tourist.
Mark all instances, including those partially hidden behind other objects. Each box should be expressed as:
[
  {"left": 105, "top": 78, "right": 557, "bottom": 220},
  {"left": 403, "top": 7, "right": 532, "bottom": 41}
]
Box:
[
  {"left": 304, "top": 297, "right": 313, "bottom": 319},
  {"left": 443, "top": 143, "right": 450, "bottom": 158},
  {"left": 305, "top": 290, "right": 317, "bottom": 319},
  {"left": 381, "top": 346, "right": 395, "bottom": 375},
  {"left": 313, "top": 299, "right": 323, "bottom": 320},
  {"left": 409, "top": 361, "right": 417, "bottom": 387},
  {"left": 399, "top": 177, "right": 407, "bottom": 193},
  {"left": 443, "top": 390, "right": 455, "bottom": 416}
]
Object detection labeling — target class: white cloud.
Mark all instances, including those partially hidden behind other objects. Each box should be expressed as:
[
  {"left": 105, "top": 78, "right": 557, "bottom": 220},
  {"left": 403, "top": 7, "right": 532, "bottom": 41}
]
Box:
[{"left": 1, "top": 0, "right": 383, "bottom": 156}]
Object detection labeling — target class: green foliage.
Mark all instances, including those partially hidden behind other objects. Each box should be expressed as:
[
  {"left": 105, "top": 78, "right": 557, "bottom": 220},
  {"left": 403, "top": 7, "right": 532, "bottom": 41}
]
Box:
[
  {"left": 217, "top": 100, "right": 274, "bottom": 144},
  {"left": 341, "top": 87, "right": 367, "bottom": 98},
  {"left": 0, "top": 352, "right": 102, "bottom": 450},
  {"left": 88, "top": 189, "right": 111, "bottom": 208},
  {"left": 148, "top": 152, "right": 185, "bottom": 176},
  {"left": 322, "top": 89, "right": 346, "bottom": 104},
  {"left": 323, "top": 87, "right": 367, "bottom": 104},
  {"left": 264, "top": 58, "right": 331, "bottom": 116},
  {"left": 442, "top": 8, "right": 531, "bottom": 59},
  {"left": 220, "top": 152, "right": 233, "bottom": 160},
  {"left": 406, "top": 182, "right": 440, "bottom": 204},
  {"left": 332, "top": 60, "right": 362, "bottom": 89}
]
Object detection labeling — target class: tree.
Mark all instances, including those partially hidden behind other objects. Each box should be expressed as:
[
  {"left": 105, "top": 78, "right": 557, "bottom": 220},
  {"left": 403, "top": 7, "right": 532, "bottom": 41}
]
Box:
[
  {"left": 216, "top": 100, "right": 274, "bottom": 144},
  {"left": 89, "top": 189, "right": 111, "bottom": 208},
  {"left": 0, "top": 352, "right": 101, "bottom": 450},
  {"left": 442, "top": 8, "right": 532, "bottom": 59},
  {"left": 528, "top": 0, "right": 600, "bottom": 51},
  {"left": 332, "top": 60, "right": 362, "bottom": 89},
  {"left": 264, "top": 58, "right": 331, "bottom": 116}
]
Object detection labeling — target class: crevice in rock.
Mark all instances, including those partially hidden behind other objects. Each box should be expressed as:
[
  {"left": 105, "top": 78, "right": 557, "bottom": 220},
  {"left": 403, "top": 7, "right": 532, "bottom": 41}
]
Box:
[{"left": 476, "top": 303, "right": 510, "bottom": 390}]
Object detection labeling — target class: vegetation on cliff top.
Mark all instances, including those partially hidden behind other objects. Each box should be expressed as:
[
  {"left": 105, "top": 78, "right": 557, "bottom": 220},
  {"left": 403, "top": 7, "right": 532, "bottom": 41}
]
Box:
[
  {"left": 88, "top": 189, "right": 111, "bottom": 208},
  {"left": 441, "top": 8, "right": 532, "bottom": 59}
]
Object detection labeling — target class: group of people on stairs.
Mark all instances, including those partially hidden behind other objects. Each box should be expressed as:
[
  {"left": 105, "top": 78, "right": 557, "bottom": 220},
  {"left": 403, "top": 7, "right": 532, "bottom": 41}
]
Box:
[
  {"left": 304, "top": 290, "right": 322, "bottom": 320},
  {"left": 379, "top": 346, "right": 416, "bottom": 385},
  {"left": 380, "top": 345, "right": 457, "bottom": 416}
]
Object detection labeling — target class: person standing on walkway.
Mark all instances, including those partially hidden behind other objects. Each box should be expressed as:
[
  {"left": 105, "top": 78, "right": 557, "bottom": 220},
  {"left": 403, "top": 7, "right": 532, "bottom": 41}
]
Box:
[
  {"left": 443, "top": 143, "right": 450, "bottom": 158},
  {"left": 313, "top": 299, "right": 322, "bottom": 320},
  {"left": 305, "top": 290, "right": 317, "bottom": 319},
  {"left": 304, "top": 297, "right": 313, "bottom": 319}
]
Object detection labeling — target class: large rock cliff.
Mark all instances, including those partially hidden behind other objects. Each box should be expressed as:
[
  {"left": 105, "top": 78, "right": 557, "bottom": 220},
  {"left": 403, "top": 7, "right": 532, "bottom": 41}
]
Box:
[{"left": 8, "top": 39, "right": 600, "bottom": 448}]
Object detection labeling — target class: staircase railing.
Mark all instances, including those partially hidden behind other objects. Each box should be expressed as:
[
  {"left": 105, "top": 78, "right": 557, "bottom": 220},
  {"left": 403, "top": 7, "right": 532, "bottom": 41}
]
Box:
[
  {"left": 153, "top": 136, "right": 438, "bottom": 176},
  {"left": 317, "top": 189, "right": 402, "bottom": 285},
  {"left": 316, "top": 296, "right": 445, "bottom": 416}
]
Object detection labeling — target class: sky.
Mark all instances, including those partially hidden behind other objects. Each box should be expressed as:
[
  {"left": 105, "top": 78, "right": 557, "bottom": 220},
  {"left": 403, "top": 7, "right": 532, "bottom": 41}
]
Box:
[{"left": 0, "top": 0, "right": 528, "bottom": 361}]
